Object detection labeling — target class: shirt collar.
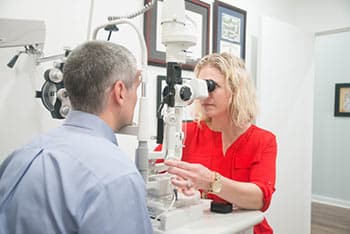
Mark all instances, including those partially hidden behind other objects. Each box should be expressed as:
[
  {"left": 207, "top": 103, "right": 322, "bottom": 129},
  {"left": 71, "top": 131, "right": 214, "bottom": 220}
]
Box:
[{"left": 63, "top": 110, "right": 118, "bottom": 145}]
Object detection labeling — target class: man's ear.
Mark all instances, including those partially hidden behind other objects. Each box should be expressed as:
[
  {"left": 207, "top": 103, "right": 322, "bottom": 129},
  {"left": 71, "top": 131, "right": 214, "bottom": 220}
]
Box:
[{"left": 112, "top": 80, "right": 127, "bottom": 105}]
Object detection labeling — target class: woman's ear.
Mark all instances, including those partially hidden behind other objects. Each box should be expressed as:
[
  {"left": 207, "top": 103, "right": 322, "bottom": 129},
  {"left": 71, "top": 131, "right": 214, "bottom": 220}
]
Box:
[{"left": 112, "top": 80, "right": 127, "bottom": 105}]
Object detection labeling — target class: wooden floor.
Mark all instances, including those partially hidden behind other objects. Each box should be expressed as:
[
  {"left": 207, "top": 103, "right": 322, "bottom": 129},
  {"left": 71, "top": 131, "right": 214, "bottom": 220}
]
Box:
[{"left": 311, "top": 202, "right": 350, "bottom": 234}]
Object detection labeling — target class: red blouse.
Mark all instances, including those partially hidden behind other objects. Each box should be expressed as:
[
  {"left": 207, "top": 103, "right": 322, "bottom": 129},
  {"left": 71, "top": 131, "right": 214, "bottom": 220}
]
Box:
[{"left": 182, "top": 121, "right": 277, "bottom": 234}]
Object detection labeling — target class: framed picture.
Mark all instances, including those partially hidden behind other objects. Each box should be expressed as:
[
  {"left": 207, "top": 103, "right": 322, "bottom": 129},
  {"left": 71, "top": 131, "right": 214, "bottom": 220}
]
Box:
[
  {"left": 144, "top": 0, "right": 210, "bottom": 70},
  {"left": 213, "top": 0, "right": 246, "bottom": 59},
  {"left": 334, "top": 83, "right": 350, "bottom": 117}
]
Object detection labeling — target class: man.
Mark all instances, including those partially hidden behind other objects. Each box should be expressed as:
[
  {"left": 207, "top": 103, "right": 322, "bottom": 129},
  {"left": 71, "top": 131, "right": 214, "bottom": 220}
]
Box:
[{"left": 0, "top": 41, "right": 153, "bottom": 234}]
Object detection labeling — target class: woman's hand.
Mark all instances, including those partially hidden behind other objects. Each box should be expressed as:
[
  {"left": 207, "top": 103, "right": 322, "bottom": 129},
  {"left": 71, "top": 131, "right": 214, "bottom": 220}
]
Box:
[
  {"left": 165, "top": 159, "right": 215, "bottom": 192},
  {"left": 170, "top": 176, "right": 197, "bottom": 196}
]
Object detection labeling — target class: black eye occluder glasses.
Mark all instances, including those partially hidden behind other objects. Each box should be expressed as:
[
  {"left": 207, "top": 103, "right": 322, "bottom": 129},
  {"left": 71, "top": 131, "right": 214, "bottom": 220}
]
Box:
[{"left": 206, "top": 79, "right": 219, "bottom": 92}]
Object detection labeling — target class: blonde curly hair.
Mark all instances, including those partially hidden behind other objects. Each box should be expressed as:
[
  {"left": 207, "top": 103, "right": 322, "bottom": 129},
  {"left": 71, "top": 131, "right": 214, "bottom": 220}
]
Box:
[{"left": 193, "top": 52, "right": 258, "bottom": 127}]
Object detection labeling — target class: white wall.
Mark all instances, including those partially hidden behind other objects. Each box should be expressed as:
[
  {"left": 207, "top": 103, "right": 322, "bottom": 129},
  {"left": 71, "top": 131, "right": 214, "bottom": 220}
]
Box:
[
  {"left": 295, "top": 0, "right": 350, "bottom": 33},
  {"left": 258, "top": 16, "right": 314, "bottom": 234}
]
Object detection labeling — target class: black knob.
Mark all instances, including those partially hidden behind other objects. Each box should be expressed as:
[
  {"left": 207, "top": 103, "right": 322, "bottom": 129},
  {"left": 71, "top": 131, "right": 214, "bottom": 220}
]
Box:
[
  {"left": 35, "top": 91, "right": 42, "bottom": 98},
  {"left": 7, "top": 54, "right": 20, "bottom": 68},
  {"left": 180, "top": 86, "right": 192, "bottom": 101}
]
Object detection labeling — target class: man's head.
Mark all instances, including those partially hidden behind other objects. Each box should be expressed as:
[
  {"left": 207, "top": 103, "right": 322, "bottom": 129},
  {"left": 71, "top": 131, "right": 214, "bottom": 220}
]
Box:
[{"left": 64, "top": 40, "right": 140, "bottom": 130}]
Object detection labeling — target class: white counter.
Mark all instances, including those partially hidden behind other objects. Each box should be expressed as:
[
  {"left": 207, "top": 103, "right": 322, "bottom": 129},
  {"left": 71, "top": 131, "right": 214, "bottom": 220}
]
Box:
[{"left": 163, "top": 200, "right": 264, "bottom": 234}]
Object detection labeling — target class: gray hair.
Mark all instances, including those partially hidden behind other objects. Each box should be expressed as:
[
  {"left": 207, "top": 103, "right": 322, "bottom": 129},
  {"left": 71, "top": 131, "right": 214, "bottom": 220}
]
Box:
[{"left": 63, "top": 40, "right": 137, "bottom": 114}]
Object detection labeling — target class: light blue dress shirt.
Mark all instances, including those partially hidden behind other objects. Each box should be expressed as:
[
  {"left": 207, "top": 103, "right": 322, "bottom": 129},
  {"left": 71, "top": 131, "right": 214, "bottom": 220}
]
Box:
[{"left": 0, "top": 111, "right": 153, "bottom": 234}]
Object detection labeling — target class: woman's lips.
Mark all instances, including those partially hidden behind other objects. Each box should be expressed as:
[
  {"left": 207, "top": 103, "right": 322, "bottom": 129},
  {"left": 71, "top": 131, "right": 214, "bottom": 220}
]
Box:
[{"left": 202, "top": 103, "right": 214, "bottom": 108}]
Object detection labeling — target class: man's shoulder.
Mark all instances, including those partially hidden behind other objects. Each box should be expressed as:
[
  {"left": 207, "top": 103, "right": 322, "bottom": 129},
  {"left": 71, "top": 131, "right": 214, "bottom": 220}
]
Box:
[
  {"left": 39, "top": 125, "right": 117, "bottom": 155},
  {"left": 0, "top": 142, "right": 44, "bottom": 179}
]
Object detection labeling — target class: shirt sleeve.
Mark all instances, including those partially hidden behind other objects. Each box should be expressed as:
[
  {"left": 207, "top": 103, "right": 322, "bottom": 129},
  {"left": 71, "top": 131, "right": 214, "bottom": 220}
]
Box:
[
  {"left": 78, "top": 173, "right": 153, "bottom": 234},
  {"left": 250, "top": 134, "right": 277, "bottom": 212}
]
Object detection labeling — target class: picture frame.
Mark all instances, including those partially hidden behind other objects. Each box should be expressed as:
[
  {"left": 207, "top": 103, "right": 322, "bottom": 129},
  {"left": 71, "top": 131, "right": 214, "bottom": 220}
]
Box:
[
  {"left": 213, "top": 0, "right": 247, "bottom": 59},
  {"left": 144, "top": 0, "right": 210, "bottom": 70},
  {"left": 334, "top": 83, "right": 350, "bottom": 117}
]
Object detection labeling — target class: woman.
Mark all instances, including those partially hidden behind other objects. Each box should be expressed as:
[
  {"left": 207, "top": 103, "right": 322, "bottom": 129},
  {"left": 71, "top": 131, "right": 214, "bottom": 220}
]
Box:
[{"left": 165, "top": 53, "right": 277, "bottom": 233}]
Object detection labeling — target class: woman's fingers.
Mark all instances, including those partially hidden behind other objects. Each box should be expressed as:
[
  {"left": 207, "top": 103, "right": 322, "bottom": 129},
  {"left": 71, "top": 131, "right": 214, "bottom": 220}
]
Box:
[
  {"left": 165, "top": 160, "right": 193, "bottom": 170},
  {"left": 167, "top": 164, "right": 194, "bottom": 179},
  {"left": 166, "top": 159, "right": 213, "bottom": 190},
  {"left": 170, "top": 176, "right": 188, "bottom": 188},
  {"left": 170, "top": 177, "right": 196, "bottom": 196},
  {"left": 164, "top": 160, "right": 212, "bottom": 189}
]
